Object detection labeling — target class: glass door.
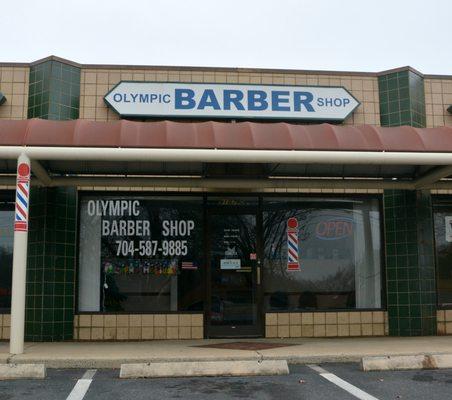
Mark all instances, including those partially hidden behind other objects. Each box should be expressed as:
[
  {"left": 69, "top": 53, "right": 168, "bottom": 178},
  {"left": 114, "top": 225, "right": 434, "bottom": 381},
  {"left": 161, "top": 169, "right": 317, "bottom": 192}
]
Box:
[{"left": 206, "top": 209, "right": 262, "bottom": 337}]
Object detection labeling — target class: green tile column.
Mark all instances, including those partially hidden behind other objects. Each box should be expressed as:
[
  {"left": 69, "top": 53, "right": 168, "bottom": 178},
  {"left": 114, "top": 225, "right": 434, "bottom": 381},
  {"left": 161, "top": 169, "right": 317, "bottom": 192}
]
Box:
[
  {"left": 384, "top": 190, "right": 436, "bottom": 335},
  {"left": 378, "top": 69, "right": 426, "bottom": 127},
  {"left": 28, "top": 59, "right": 80, "bottom": 120},
  {"left": 25, "top": 58, "right": 80, "bottom": 340},
  {"left": 379, "top": 68, "right": 436, "bottom": 335},
  {"left": 25, "top": 187, "right": 77, "bottom": 341}
]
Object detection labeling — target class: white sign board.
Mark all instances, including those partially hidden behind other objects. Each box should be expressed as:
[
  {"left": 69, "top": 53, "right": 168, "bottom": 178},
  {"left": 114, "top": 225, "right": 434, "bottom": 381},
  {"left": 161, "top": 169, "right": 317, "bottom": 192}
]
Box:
[
  {"left": 104, "top": 82, "right": 359, "bottom": 121},
  {"left": 445, "top": 216, "right": 452, "bottom": 242},
  {"left": 220, "top": 259, "right": 241, "bottom": 270}
]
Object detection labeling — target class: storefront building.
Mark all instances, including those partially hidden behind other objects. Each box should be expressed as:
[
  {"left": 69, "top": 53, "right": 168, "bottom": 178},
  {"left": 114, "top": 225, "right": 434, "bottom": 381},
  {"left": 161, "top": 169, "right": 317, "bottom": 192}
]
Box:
[{"left": 0, "top": 56, "right": 452, "bottom": 346}]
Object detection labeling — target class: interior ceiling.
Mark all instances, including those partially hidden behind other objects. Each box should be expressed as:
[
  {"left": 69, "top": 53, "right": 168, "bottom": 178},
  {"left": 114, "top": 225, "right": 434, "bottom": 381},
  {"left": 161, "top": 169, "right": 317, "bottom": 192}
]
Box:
[{"left": 0, "top": 160, "right": 443, "bottom": 181}]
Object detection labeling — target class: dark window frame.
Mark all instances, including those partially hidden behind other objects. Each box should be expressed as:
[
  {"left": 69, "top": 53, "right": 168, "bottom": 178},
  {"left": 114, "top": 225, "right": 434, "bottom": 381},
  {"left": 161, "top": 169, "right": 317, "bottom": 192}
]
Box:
[
  {"left": 76, "top": 191, "right": 386, "bottom": 314},
  {"left": 261, "top": 193, "right": 386, "bottom": 312},
  {"left": 432, "top": 195, "right": 452, "bottom": 309},
  {"left": 76, "top": 192, "right": 205, "bottom": 314}
]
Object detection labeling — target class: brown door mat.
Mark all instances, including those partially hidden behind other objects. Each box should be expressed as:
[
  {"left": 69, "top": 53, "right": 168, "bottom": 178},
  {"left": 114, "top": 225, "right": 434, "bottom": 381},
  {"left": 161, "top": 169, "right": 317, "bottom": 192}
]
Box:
[{"left": 193, "top": 342, "right": 297, "bottom": 351}]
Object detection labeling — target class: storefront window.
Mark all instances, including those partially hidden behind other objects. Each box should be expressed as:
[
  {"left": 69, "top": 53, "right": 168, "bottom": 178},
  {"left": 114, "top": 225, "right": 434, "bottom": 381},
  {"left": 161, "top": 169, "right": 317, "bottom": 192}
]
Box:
[
  {"left": 0, "top": 193, "right": 14, "bottom": 312},
  {"left": 263, "top": 197, "right": 382, "bottom": 311},
  {"left": 433, "top": 199, "right": 452, "bottom": 307},
  {"left": 78, "top": 196, "right": 203, "bottom": 313}
]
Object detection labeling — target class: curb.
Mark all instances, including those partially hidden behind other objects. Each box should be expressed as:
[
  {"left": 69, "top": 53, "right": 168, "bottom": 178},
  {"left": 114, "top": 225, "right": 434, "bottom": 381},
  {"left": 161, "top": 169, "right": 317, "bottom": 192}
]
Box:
[
  {"left": 7, "top": 355, "right": 262, "bottom": 369},
  {"left": 119, "top": 360, "right": 289, "bottom": 378},
  {"left": 0, "top": 363, "right": 46, "bottom": 380},
  {"left": 4, "top": 352, "right": 452, "bottom": 370},
  {"left": 361, "top": 354, "right": 452, "bottom": 371}
]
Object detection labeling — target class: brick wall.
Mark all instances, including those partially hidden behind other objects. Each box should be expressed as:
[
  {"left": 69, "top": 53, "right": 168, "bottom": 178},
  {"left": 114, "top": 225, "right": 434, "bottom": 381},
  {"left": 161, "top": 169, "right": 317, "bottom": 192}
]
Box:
[
  {"left": 265, "top": 311, "right": 388, "bottom": 338},
  {"left": 74, "top": 314, "right": 203, "bottom": 340},
  {"left": 0, "top": 314, "right": 10, "bottom": 340},
  {"left": 0, "top": 66, "right": 29, "bottom": 119},
  {"left": 425, "top": 77, "right": 452, "bottom": 127},
  {"left": 78, "top": 68, "right": 380, "bottom": 126},
  {"left": 437, "top": 310, "right": 452, "bottom": 335}
]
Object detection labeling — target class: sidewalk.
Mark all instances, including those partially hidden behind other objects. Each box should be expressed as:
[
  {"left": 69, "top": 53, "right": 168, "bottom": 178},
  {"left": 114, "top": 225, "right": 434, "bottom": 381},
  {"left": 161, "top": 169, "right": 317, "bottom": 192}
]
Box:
[{"left": 1, "top": 336, "right": 452, "bottom": 368}]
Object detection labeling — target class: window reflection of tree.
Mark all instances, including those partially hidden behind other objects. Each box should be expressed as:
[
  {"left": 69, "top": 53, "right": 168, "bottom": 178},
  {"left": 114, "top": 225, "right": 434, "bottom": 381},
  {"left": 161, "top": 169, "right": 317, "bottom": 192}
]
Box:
[
  {"left": 263, "top": 205, "right": 358, "bottom": 310},
  {"left": 263, "top": 208, "right": 312, "bottom": 278}
]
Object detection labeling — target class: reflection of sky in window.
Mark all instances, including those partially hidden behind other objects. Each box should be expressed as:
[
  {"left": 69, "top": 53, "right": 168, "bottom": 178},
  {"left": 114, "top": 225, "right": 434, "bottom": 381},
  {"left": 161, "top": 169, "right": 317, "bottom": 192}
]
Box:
[{"left": 0, "top": 211, "right": 14, "bottom": 252}]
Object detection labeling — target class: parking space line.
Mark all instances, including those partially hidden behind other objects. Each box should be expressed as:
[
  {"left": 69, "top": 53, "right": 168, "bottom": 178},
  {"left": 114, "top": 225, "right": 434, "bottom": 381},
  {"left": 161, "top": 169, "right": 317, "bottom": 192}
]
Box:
[
  {"left": 66, "top": 369, "right": 97, "bottom": 400},
  {"left": 307, "top": 365, "right": 380, "bottom": 400}
]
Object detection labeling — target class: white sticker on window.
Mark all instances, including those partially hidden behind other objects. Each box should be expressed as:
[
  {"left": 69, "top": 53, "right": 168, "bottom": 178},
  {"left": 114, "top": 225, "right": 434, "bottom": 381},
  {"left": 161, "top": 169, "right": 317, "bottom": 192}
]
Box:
[
  {"left": 220, "top": 259, "right": 241, "bottom": 270},
  {"left": 445, "top": 216, "right": 452, "bottom": 242}
]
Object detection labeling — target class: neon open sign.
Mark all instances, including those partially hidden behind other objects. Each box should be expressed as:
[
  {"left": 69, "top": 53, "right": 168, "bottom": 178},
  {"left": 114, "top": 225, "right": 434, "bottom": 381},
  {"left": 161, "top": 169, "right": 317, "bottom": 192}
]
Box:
[{"left": 315, "top": 217, "right": 353, "bottom": 240}]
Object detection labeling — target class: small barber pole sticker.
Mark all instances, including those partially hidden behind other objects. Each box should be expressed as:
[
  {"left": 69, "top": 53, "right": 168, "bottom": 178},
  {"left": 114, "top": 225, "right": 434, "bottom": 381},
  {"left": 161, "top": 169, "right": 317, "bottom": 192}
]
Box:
[
  {"left": 287, "top": 217, "right": 300, "bottom": 271},
  {"left": 14, "top": 161, "right": 30, "bottom": 232}
]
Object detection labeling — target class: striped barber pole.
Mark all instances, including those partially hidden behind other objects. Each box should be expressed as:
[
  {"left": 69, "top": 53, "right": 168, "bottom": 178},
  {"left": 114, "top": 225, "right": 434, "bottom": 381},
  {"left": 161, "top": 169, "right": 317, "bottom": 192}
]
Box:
[
  {"left": 14, "top": 162, "right": 31, "bottom": 232},
  {"left": 287, "top": 217, "right": 300, "bottom": 271}
]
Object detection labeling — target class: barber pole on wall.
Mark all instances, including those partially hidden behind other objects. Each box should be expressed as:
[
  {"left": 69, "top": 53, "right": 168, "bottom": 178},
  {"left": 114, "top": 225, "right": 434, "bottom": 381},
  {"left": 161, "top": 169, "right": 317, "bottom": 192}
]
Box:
[
  {"left": 14, "top": 161, "right": 30, "bottom": 232},
  {"left": 287, "top": 217, "right": 300, "bottom": 271}
]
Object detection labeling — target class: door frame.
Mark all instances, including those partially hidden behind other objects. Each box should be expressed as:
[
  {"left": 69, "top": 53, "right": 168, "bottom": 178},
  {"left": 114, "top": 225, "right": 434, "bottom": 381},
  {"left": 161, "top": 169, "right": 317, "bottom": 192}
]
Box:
[{"left": 204, "top": 202, "right": 264, "bottom": 338}]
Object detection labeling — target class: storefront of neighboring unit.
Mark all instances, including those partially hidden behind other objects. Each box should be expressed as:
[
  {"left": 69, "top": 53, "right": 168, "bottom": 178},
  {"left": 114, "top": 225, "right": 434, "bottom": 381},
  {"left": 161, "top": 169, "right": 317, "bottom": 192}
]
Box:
[{"left": 0, "top": 56, "right": 452, "bottom": 344}]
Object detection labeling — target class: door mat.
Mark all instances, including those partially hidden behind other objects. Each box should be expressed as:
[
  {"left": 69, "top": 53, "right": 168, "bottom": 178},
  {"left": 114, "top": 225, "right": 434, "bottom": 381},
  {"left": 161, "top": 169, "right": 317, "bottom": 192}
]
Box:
[{"left": 193, "top": 342, "right": 297, "bottom": 351}]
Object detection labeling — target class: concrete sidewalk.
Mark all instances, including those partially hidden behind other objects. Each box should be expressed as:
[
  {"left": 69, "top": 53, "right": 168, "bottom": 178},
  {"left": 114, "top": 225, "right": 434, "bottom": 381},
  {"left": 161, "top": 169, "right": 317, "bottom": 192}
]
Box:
[{"left": 1, "top": 336, "right": 452, "bottom": 368}]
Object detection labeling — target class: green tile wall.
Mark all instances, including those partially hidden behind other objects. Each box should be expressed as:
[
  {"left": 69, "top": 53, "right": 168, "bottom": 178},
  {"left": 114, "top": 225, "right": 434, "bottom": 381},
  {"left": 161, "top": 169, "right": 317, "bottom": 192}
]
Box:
[
  {"left": 25, "top": 187, "right": 77, "bottom": 341},
  {"left": 378, "top": 70, "right": 426, "bottom": 127},
  {"left": 27, "top": 60, "right": 80, "bottom": 120},
  {"left": 384, "top": 190, "right": 436, "bottom": 335}
]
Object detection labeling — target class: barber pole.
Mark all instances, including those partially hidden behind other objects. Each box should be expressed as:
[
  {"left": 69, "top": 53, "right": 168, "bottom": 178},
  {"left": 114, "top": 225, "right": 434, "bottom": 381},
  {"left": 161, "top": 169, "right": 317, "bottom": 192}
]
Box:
[
  {"left": 10, "top": 153, "right": 31, "bottom": 355},
  {"left": 287, "top": 217, "right": 300, "bottom": 271},
  {"left": 14, "top": 161, "right": 30, "bottom": 232}
]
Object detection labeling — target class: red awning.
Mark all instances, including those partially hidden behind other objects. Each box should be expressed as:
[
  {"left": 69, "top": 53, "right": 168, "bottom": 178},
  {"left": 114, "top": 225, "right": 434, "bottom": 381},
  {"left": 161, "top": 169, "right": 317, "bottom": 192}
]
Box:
[{"left": 0, "top": 118, "right": 451, "bottom": 152}]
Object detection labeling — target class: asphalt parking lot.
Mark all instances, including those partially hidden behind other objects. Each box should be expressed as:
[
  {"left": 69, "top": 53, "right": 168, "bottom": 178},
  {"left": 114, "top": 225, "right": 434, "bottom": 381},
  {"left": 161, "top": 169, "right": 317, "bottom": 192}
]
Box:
[{"left": 1, "top": 363, "right": 452, "bottom": 400}]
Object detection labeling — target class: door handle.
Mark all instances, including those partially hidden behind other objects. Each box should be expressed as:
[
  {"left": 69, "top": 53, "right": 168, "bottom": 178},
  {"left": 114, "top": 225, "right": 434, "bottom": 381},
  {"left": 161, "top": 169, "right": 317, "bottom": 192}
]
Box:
[{"left": 256, "top": 266, "right": 261, "bottom": 285}]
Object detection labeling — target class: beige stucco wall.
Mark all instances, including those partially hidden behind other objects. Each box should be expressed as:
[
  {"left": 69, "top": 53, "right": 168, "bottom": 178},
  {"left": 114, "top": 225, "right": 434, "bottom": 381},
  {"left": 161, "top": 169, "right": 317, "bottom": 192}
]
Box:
[
  {"left": 0, "top": 66, "right": 29, "bottom": 120},
  {"left": 78, "top": 68, "right": 380, "bottom": 126},
  {"left": 425, "top": 77, "right": 452, "bottom": 127}
]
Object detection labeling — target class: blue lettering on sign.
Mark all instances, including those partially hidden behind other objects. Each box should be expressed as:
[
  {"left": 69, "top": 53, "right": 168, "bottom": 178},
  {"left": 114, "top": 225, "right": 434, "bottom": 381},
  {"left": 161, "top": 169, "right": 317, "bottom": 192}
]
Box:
[
  {"left": 175, "top": 89, "right": 196, "bottom": 109},
  {"left": 317, "top": 97, "right": 350, "bottom": 107},
  {"left": 112, "top": 93, "right": 171, "bottom": 104},
  {"left": 271, "top": 91, "right": 290, "bottom": 111},
  {"left": 174, "top": 88, "right": 319, "bottom": 113},
  {"left": 294, "top": 92, "right": 314, "bottom": 112},
  {"left": 223, "top": 90, "right": 245, "bottom": 110},
  {"left": 170, "top": 88, "right": 352, "bottom": 113},
  {"left": 248, "top": 90, "right": 268, "bottom": 110},
  {"left": 198, "top": 89, "right": 220, "bottom": 110}
]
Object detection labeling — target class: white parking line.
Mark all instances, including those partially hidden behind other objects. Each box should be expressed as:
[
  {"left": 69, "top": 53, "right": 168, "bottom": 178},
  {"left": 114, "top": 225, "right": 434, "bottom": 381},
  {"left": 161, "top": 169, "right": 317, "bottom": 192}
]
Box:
[
  {"left": 66, "top": 369, "right": 97, "bottom": 400},
  {"left": 308, "top": 365, "right": 380, "bottom": 400}
]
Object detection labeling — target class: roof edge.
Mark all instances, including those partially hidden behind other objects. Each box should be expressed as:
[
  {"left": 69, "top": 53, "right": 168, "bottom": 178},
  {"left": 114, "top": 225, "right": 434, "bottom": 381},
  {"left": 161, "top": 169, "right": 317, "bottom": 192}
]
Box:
[{"left": 1, "top": 56, "right": 452, "bottom": 79}]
